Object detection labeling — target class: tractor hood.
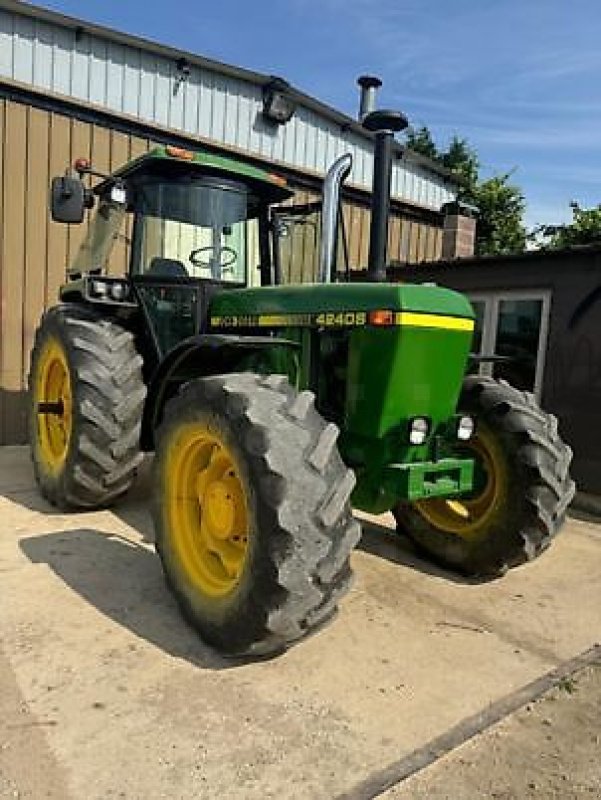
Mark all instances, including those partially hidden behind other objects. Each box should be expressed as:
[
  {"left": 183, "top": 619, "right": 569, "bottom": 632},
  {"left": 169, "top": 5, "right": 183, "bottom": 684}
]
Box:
[
  {"left": 209, "top": 283, "right": 475, "bottom": 330},
  {"left": 209, "top": 282, "right": 476, "bottom": 458}
]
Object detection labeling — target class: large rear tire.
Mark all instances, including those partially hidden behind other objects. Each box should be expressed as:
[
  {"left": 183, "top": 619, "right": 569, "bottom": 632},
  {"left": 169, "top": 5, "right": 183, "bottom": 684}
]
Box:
[
  {"left": 28, "top": 304, "right": 146, "bottom": 509},
  {"left": 153, "top": 373, "right": 361, "bottom": 657},
  {"left": 394, "top": 376, "right": 575, "bottom": 577}
]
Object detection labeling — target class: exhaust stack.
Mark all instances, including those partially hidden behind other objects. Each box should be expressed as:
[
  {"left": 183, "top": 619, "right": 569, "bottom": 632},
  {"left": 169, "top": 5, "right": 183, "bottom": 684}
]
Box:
[
  {"left": 319, "top": 153, "right": 353, "bottom": 283},
  {"left": 363, "top": 109, "right": 408, "bottom": 282},
  {"left": 357, "top": 75, "right": 382, "bottom": 121}
]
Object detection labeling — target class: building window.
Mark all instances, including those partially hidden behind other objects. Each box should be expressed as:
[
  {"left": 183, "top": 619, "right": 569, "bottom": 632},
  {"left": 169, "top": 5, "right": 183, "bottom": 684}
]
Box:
[{"left": 468, "top": 291, "right": 551, "bottom": 398}]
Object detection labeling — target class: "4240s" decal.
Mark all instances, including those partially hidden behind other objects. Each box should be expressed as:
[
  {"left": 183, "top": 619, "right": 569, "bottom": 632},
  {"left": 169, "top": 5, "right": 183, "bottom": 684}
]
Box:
[{"left": 211, "top": 311, "right": 368, "bottom": 328}]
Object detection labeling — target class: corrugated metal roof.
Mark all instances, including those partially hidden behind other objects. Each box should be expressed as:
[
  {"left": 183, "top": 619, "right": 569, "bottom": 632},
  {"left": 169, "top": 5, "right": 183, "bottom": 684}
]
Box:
[{"left": 0, "top": 0, "right": 456, "bottom": 210}]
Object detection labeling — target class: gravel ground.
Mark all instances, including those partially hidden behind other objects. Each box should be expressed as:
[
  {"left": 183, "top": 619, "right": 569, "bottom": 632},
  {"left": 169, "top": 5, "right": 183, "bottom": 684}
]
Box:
[{"left": 386, "top": 664, "right": 601, "bottom": 800}]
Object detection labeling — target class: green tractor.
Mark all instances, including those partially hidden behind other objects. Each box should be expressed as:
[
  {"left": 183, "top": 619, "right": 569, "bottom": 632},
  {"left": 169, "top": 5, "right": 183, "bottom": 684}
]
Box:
[{"left": 29, "top": 108, "right": 574, "bottom": 656}]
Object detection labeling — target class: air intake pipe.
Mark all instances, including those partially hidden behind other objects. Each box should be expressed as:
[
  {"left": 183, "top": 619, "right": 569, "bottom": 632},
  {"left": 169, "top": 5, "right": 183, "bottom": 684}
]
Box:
[
  {"left": 319, "top": 152, "right": 353, "bottom": 283},
  {"left": 363, "top": 109, "right": 408, "bottom": 282}
]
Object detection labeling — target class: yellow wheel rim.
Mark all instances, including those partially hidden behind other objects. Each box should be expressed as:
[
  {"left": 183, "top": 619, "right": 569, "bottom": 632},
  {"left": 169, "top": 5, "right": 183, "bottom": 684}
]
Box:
[
  {"left": 415, "top": 424, "right": 507, "bottom": 539},
  {"left": 35, "top": 338, "right": 72, "bottom": 471},
  {"left": 165, "top": 423, "right": 250, "bottom": 598}
]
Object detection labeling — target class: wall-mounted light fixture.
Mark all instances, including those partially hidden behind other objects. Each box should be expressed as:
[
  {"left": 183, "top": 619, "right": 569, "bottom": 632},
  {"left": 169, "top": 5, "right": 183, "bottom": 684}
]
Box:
[
  {"left": 262, "top": 77, "right": 297, "bottom": 125},
  {"left": 174, "top": 57, "right": 191, "bottom": 94}
]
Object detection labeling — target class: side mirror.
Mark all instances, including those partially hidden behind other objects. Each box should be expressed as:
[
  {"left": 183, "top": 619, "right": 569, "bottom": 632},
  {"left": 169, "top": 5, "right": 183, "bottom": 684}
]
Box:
[{"left": 51, "top": 175, "right": 87, "bottom": 223}]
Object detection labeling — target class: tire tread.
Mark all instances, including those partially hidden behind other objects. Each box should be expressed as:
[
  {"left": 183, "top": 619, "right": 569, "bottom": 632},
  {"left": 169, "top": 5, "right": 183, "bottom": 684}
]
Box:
[
  {"left": 29, "top": 303, "right": 146, "bottom": 509},
  {"left": 154, "top": 373, "right": 360, "bottom": 656}
]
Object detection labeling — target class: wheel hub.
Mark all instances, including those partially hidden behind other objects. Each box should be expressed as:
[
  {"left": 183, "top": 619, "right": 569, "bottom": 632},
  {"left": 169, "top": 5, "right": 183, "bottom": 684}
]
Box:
[
  {"left": 167, "top": 428, "right": 250, "bottom": 597},
  {"left": 35, "top": 339, "right": 72, "bottom": 471},
  {"left": 201, "top": 480, "right": 236, "bottom": 539}
]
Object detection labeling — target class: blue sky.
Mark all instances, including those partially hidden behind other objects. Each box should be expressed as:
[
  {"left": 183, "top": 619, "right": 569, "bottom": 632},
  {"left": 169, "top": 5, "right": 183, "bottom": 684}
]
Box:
[{"left": 39, "top": 0, "right": 601, "bottom": 228}]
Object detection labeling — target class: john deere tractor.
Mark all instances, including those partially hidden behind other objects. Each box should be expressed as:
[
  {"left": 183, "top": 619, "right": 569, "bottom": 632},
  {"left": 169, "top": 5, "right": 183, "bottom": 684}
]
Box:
[{"left": 29, "top": 108, "right": 574, "bottom": 656}]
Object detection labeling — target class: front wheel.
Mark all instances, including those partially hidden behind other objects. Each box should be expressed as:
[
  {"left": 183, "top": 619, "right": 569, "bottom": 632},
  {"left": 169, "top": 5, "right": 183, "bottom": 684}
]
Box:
[
  {"left": 394, "top": 377, "right": 575, "bottom": 576},
  {"left": 152, "top": 373, "right": 361, "bottom": 657}
]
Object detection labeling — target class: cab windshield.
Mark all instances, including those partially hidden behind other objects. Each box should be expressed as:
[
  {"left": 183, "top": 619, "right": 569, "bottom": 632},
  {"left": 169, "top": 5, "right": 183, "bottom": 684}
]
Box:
[{"left": 132, "top": 179, "right": 258, "bottom": 284}]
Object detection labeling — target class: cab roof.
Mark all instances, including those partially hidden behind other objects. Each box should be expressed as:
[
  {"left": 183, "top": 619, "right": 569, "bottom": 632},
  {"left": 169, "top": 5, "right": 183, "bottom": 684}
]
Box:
[{"left": 94, "top": 145, "right": 293, "bottom": 203}]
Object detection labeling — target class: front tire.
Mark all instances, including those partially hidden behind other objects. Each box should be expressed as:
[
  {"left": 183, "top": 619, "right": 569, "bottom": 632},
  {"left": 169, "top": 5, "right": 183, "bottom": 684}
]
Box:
[
  {"left": 153, "top": 373, "right": 361, "bottom": 657},
  {"left": 28, "top": 304, "right": 146, "bottom": 509},
  {"left": 394, "top": 377, "right": 575, "bottom": 576}
]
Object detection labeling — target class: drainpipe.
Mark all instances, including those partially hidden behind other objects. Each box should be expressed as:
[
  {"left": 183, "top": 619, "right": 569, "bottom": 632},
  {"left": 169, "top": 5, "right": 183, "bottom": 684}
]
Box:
[{"left": 363, "top": 109, "right": 408, "bottom": 281}]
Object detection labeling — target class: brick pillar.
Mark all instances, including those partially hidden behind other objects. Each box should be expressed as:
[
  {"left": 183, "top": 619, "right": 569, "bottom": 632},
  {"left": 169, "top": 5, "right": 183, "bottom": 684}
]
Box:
[{"left": 441, "top": 201, "right": 477, "bottom": 259}]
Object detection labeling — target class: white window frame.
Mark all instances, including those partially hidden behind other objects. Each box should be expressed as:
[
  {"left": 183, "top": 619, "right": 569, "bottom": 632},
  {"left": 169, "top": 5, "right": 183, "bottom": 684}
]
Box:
[{"left": 467, "top": 289, "right": 552, "bottom": 400}]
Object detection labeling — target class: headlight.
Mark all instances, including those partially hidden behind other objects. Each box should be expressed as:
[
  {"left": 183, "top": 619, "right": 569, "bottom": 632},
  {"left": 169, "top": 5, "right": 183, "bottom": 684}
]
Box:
[
  {"left": 409, "top": 416, "right": 430, "bottom": 445},
  {"left": 90, "top": 279, "right": 108, "bottom": 297},
  {"left": 109, "top": 281, "right": 128, "bottom": 301},
  {"left": 457, "top": 415, "right": 475, "bottom": 441}
]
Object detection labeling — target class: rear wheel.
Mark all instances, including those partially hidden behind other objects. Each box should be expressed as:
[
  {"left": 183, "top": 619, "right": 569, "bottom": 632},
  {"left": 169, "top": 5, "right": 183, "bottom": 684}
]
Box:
[
  {"left": 394, "top": 376, "right": 575, "bottom": 576},
  {"left": 153, "top": 373, "right": 361, "bottom": 657},
  {"left": 29, "top": 304, "right": 146, "bottom": 509}
]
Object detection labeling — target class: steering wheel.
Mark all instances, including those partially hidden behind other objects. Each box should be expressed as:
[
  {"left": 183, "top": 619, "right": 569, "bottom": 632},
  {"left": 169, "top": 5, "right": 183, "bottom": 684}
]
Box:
[{"left": 189, "top": 245, "right": 238, "bottom": 271}]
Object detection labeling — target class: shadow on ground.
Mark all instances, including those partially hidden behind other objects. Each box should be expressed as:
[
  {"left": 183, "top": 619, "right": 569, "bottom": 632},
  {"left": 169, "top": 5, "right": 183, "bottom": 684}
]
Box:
[
  {"left": 12, "top": 453, "right": 479, "bottom": 669},
  {"left": 357, "top": 517, "right": 480, "bottom": 585},
  {"left": 569, "top": 507, "right": 601, "bottom": 526},
  {"left": 0, "top": 456, "right": 157, "bottom": 540},
  {"left": 19, "top": 527, "right": 233, "bottom": 670},
  {"left": 3, "top": 453, "right": 475, "bottom": 583}
]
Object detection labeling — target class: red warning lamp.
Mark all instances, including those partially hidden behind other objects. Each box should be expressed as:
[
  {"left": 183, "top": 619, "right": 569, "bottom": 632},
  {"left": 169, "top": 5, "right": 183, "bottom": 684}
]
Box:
[
  {"left": 74, "top": 157, "right": 91, "bottom": 175},
  {"left": 165, "top": 146, "right": 194, "bottom": 161},
  {"left": 368, "top": 309, "right": 394, "bottom": 326}
]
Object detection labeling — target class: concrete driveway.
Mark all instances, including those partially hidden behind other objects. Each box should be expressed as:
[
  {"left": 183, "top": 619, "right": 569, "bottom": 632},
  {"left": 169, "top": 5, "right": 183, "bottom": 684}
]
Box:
[{"left": 1, "top": 446, "right": 600, "bottom": 799}]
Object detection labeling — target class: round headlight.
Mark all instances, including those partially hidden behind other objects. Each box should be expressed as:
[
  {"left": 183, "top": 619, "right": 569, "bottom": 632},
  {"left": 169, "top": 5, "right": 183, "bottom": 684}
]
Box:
[
  {"left": 457, "top": 415, "right": 475, "bottom": 441},
  {"left": 409, "top": 416, "right": 430, "bottom": 445},
  {"left": 110, "top": 282, "right": 128, "bottom": 301}
]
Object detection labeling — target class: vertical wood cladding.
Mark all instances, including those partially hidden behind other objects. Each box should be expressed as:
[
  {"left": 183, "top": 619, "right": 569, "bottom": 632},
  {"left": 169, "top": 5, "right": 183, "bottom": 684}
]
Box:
[
  {"left": 0, "top": 98, "right": 442, "bottom": 443},
  {"left": 0, "top": 98, "right": 150, "bottom": 441}
]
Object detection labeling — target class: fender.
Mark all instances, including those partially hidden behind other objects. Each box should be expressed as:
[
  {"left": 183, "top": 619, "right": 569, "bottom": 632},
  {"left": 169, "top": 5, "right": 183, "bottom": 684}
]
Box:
[{"left": 141, "top": 333, "right": 299, "bottom": 450}]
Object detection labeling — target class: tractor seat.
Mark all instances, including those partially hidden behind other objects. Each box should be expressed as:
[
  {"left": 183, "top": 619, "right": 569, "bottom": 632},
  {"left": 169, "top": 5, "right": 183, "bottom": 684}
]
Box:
[{"left": 147, "top": 257, "right": 188, "bottom": 277}]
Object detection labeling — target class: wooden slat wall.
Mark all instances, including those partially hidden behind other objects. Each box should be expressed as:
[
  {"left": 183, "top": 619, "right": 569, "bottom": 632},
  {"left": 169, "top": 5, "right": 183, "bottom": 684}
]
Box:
[
  {"left": 1, "top": 99, "right": 26, "bottom": 445},
  {"left": 0, "top": 98, "right": 151, "bottom": 443},
  {"left": 0, "top": 97, "right": 442, "bottom": 444},
  {"left": 340, "top": 203, "right": 441, "bottom": 272},
  {"left": 276, "top": 194, "right": 442, "bottom": 280},
  {"left": 0, "top": 99, "right": 3, "bottom": 441},
  {"left": 46, "top": 113, "right": 70, "bottom": 307},
  {"left": 23, "top": 107, "right": 49, "bottom": 417}
]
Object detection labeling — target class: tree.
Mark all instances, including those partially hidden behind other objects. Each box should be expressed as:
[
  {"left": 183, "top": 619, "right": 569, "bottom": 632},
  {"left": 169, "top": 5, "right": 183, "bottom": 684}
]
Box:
[
  {"left": 405, "top": 128, "right": 526, "bottom": 256},
  {"left": 471, "top": 175, "right": 526, "bottom": 255},
  {"left": 535, "top": 202, "right": 601, "bottom": 249},
  {"left": 441, "top": 136, "right": 480, "bottom": 197},
  {"left": 405, "top": 126, "right": 438, "bottom": 161}
]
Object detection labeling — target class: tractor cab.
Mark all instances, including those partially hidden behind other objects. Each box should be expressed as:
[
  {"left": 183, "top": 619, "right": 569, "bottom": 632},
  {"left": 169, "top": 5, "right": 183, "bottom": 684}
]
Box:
[{"left": 53, "top": 145, "right": 292, "bottom": 357}]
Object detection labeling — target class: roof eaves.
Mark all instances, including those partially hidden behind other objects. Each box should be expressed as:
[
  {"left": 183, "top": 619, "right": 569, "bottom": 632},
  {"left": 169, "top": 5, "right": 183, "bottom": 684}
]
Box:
[
  {"left": 282, "top": 83, "right": 455, "bottom": 182},
  {"left": 4, "top": 1, "right": 454, "bottom": 183},
  {"left": 395, "top": 241, "right": 601, "bottom": 274},
  {"left": 1, "top": 1, "right": 270, "bottom": 86}
]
